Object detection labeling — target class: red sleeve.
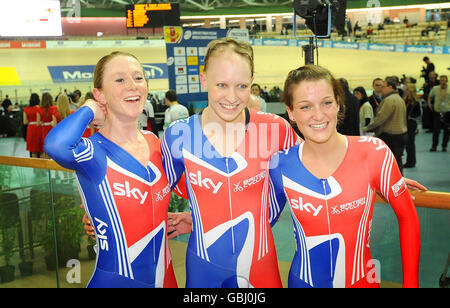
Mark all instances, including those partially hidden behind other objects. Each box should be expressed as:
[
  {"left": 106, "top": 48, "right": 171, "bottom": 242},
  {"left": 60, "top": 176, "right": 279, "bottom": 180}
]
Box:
[
  {"left": 276, "top": 114, "right": 302, "bottom": 150},
  {"left": 371, "top": 137, "right": 420, "bottom": 287}
]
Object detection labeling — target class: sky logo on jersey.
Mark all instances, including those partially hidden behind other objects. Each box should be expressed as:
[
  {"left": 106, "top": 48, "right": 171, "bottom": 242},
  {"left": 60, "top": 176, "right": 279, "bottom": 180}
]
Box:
[
  {"left": 48, "top": 63, "right": 168, "bottom": 83},
  {"left": 188, "top": 170, "right": 223, "bottom": 194},
  {"left": 94, "top": 217, "right": 109, "bottom": 251},
  {"left": 290, "top": 197, "right": 323, "bottom": 216},
  {"left": 112, "top": 181, "right": 148, "bottom": 204}
]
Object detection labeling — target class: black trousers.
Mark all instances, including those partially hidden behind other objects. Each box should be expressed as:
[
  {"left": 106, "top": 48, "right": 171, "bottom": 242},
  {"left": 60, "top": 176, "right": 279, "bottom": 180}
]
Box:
[
  {"left": 432, "top": 111, "right": 450, "bottom": 149},
  {"left": 406, "top": 119, "right": 417, "bottom": 165},
  {"left": 379, "top": 132, "right": 408, "bottom": 175}
]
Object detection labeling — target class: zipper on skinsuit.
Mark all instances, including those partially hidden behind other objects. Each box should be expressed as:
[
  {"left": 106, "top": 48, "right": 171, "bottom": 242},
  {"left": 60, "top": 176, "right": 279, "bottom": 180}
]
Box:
[
  {"left": 147, "top": 166, "right": 156, "bottom": 264},
  {"left": 321, "top": 179, "right": 333, "bottom": 285},
  {"left": 225, "top": 157, "right": 236, "bottom": 254}
]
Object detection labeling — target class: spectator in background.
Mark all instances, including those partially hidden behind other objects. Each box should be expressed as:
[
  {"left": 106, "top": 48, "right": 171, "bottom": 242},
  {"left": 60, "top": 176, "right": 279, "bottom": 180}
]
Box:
[
  {"left": 2, "top": 95, "right": 12, "bottom": 112},
  {"left": 39, "top": 93, "right": 60, "bottom": 158},
  {"left": 163, "top": 89, "right": 189, "bottom": 130},
  {"left": 23, "top": 93, "right": 42, "bottom": 158},
  {"left": 337, "top": 78, "right": 360, "bottom": 136},
  {"left": 353, "top": 86, "right": 374, "bottom": 134},
  {"left": 403, "top": 83, "right": 421, "bottom": 168},
  {"left": 422, "top": 71, "right": 440, "bottom": 131},
  {"left": 421, "top": 57, "right": 435, "bottom": 83},
  {"left": 69, "top": 89, "right": 82, "bottom": 111},
  {"left": 56, "top": 93, "right": 72, "bottom": 121},
  {"left": 250, "top": 83, "right": 267, "bottom": 112},
  {"left": 368, "top": 78, "right": 384, "bottom": 114},
  {"left": 428, "top": 75, "right": 450, "bottom": 152},
  {"left": 364, "top": 77, "right": 408, "bottom": 174},
  {"left": 138, "top": 95, "right": 157, "bottom": 134}
]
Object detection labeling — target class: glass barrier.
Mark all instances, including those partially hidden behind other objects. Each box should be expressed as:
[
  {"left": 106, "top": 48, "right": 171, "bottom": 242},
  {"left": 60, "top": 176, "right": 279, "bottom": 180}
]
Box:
[
  {"left": 0, "top": 164, "right": 89, "bottom": 288},
  {"left": 271, "top": 197, "right": 450, "bottom": 288},
  {"left": 0, "top": 161, "right": 190, "bottom": 288}
]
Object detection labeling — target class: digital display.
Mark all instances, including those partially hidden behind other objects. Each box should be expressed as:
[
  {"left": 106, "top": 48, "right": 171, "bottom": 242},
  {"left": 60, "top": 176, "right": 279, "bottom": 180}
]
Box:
[
  {"left": 0, "top": 0, "right": 62, "bottom": 37},
  {"left": 126, "top": 3, "right": 180, "bottom": 28}
]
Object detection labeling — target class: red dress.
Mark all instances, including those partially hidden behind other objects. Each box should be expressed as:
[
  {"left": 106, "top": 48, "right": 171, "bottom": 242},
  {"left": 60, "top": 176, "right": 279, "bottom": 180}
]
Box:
[
  {"left": 40, "top": 106, "right": 61, "bottom": 152},
  {"left": 24, "top": 106, "right": 42, "bottom": 153}
]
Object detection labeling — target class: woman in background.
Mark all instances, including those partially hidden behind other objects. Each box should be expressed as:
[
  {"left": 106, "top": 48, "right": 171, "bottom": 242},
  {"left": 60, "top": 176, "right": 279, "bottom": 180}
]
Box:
[
  {"left": 39, "top": 92, "right": 60, "bottom": 158},
  {"left": 23, "top": 93, "right": 42, "bottom": 158},
  {"left": 353, "top": 86, "right": 373, "bottom": 135},
  {"left": 403, "top": 83, "right": 421, "bottom": 168}
]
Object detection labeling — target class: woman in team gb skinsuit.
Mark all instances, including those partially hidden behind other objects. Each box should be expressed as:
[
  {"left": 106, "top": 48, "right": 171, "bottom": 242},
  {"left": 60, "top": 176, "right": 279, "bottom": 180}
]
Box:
[
  {"left": 268, "top": 65, "right": 421, "bottom": 288},
  {"left": 45, "top": 52, "right": 177, "bottom": 288}
]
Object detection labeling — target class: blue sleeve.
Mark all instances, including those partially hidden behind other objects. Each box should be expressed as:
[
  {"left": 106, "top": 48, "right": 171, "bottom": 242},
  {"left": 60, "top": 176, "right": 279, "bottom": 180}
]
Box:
[
  {"left": 268, "top": 152, "right": 287, "bottom": 227},
  {"left": 160, "top": 120, "right": 189, "bottom": 190},
  {"left": 44, "top": 106, "right": 95, "bottom": 170}
]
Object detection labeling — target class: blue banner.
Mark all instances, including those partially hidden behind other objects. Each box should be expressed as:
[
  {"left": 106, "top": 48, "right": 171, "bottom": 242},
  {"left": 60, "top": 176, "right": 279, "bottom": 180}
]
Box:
[
  {"left": 48, "top": 63, "right": 168, "bottom": 83},
  {"left": 250, "top": 38, "right": 450, "bottom": 55}
]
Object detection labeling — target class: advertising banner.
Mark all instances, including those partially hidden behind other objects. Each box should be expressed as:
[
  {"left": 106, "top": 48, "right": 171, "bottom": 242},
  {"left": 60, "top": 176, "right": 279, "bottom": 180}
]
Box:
[{"left": 48, "top": 63, "right": 168, "bottom": 83}]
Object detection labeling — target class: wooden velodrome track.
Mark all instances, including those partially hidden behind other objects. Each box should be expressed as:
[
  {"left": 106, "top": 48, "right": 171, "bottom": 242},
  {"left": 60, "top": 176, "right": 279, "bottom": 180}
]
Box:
[{"left": 1, "top": 43, "right": 449, "bottom": 103}]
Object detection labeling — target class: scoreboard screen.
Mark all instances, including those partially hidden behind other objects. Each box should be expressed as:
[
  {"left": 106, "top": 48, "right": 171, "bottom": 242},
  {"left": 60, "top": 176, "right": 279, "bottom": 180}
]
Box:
[{"left": 126, "top": 3, "right": 180, "bottom": 28}]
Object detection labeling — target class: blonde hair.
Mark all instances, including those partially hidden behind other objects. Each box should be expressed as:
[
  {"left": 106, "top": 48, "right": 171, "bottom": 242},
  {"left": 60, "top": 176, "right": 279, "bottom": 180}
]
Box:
[
  {"left": 203, "top": 37, "right": 254, "bottom": 77},
  {"left": 405, "top": 83, "right": 418, "bottom": 103},
  {"left": 56, "top": 94, "right": 71, "bottom": 119}
]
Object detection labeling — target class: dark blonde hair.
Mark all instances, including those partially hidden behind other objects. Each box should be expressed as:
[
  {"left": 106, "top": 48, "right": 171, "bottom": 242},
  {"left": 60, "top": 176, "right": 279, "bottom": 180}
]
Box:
[
  {"left": 93, "top": 51, "right": 145, "bottom": 89},
  {"left": 282, "top": 65, "right": 346, "bottom": 123},
  {"left": 56, "top": 94, "right": 71, "bottom": 119},
  {"left": 40, "top": 92, "right": 53, "bottom": 117},
  {"left": 203, "top": 37, "right": 254, "bottom": 77}
]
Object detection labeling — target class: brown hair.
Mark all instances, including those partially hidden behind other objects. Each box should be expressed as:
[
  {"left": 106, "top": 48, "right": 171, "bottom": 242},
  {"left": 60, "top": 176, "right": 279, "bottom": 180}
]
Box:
[
  {"left": 93, "top": 51, "right": 145, "bottom": 89},
  {"left": 203, "top": 37, "right": 254, "bottom": 77},
  {"left": 282, "top": 65, "right": 346, "bottom": 124},
  {"left": 40, "top": 92, "right": 53, "bottom": 117}
]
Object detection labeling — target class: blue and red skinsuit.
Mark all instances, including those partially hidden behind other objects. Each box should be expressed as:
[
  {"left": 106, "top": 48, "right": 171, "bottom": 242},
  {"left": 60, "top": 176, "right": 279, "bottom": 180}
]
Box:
[
  {"left": 268, "top": 136, "right": 420, "bottom": 288},
  {"left": 44, "top": 106, "right": 177, "bottom": 288},
  {"left": 161, "top": 108, "right": 300, "bottom": 287}
]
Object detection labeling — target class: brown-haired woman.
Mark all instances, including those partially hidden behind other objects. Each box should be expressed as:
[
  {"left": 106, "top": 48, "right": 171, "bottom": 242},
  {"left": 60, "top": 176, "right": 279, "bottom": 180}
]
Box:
[
  {"left": 23, "top": 93, "right": 42, "bottom": 158},
  {"left": 268, "top": 65, "right": 422, "bottom": 288},
  {"left": 39, "top": 92, "right": 60, "bottom": 158}
]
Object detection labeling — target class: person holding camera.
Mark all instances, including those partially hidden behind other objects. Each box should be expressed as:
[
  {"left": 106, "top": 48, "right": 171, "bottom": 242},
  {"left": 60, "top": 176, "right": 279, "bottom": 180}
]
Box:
[{"left": 421, "top": 57, "right": 435, "bottom": 83}]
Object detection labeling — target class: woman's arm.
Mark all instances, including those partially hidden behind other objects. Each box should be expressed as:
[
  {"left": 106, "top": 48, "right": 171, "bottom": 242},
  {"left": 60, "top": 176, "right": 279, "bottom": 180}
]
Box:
[
  {"left": 23, "top": 111, "right": 28, "bottom": 125},
  {"left": 374, "top": 142, "right": 420, "bottom": 287},
  {"left": 44, "top": 105, "right": 96, "bottom": 169}
]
